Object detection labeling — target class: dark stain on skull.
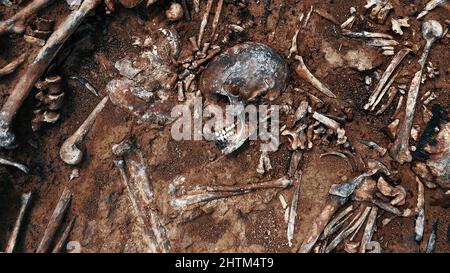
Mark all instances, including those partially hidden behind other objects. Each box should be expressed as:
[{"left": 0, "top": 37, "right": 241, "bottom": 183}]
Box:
[{"left": 199, "top": 42, "right": 288, "bottom": 104}]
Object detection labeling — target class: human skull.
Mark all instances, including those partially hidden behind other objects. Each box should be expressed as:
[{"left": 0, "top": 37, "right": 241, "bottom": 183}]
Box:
[{"left": 199, "top": 42, "right": 288, "bottom": 154}]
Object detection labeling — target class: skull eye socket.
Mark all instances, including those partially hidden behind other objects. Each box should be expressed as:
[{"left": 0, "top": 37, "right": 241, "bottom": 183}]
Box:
[{"left": 223, "top": 83, "right": 241, "bottom": 97}]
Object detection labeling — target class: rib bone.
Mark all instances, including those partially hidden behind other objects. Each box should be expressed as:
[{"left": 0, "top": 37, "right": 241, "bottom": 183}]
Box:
[
  {"left": 0, "top": 156, "right": 29, "bottom": 173},
  {"left": 60, "top": 96, "right": 108, "bottom": 165},
  {"left": 294, "top": 55, "right": 337, "bottom": 98},
  {"left": 5, "top": 192, "right": 32, "bottom": 253},
  {"left": 210, "top": 0, "right": 224, "bottom": 42},
  {"left": 0, "top": 0, "right": 102, "bottom": 148},
  {"left": 389, "top": 21, "right": 443, "bottom": 164}
]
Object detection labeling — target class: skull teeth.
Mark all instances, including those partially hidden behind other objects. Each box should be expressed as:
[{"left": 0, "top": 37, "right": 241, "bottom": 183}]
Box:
[{"left": 214, "top": 124, "right": 236, "bottom": 142}]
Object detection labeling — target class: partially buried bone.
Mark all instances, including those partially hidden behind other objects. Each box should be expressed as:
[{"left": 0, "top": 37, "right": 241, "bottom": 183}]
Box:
[
  {"left": 0, "top": 0, "right": 103, "bottom": 148},
  {"left": 425, "top": 122, "right": 450, "bottom": 189},
  {"left": 417, "top": 0, "right": 448, "bottom": 19},
  {"left": 299, "top": 162, "right": 387, "bottom": 253},
  {"left": 298, "top": 196, "right": 347, "bottom": 253},
  {"left": 197, "top": 0, "right": 214, "bottom": 47},
  {"left": 60, "top": 96, "right": 108, "bottom": 165},
  {"left": 360, "top": 140, "right": 387, "bottom": 156},
  {"left": 365, "top": 48, "right": 411, "bottom": 110},
  {"left": 359, "top": 206, "right": 378, "bottom": 253},
  {"left": 288, "top": 150, "right": 303, "bottom": 178},
  {"left": 36, "top": 187, "right": 71, "bottom": 253},
  {"left": 342, "top": 30, "right": 393, "bottom": 39},
  {"left": 320, "top": 205, "right": 353, "bottom": 240},
  {"left": 294, "top": 55, "right": 337, "bottom": 98},
  {"left": 5, "top": 192, "right": 32, "bottom": 253},
  {"left": 287, "top": 173, "right": 302, "bottom": 247},
  {"left": 256, "top": 150, "right": 272, "bottom": 175},
  {"left": 52, "top": 217, "right": 76, "bottom": 253},
  {"left": 171, "top": 177, "right": 292, "bottom": 208},
  {"left": 391, "top": 18, "right": 410, "bottom": 36},
  {"left": 114, "top": 148, "right": 171, "bottom": 253},
  {"left": 377, "top": 176, "right": 406, "bottom": 206},
  {"left": 0, "top": 53, "right": 27, "bottom": 78},
  {"left": 0, "top": 0, "right": 56, "bottom": 36},
  {"left": 425, "top": 221, "right": 438, "bottom": 253},
  {"left": 324, "top": 206, "right": 372, "bottom": 253},
  {"left": 0, "top": 156, "right": 29, "bottom": 173},
  {"left": 415, "top": 177, "right": 425, "bottom": 242},
  {"left": 390, "top": 21, "right": 443, "bottom": 164}
]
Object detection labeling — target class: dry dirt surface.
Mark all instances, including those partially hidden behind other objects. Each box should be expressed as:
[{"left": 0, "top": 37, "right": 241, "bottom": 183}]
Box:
[{"left": 0, "top": 0, "right": 449, "bottom": 253}]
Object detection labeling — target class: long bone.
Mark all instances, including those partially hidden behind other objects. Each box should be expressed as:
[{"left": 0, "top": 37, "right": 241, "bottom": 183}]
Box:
[
  {"left": 171, "top": 177, "right": 292, "bottom": 208},
  {"left": 287, "top": 173, "right": 302, "bottom": 247},
  {"left": 0, "top": 0, "right": 102, "bottom": 148},
  {"left": 389, "top": 21, "right": 443, "bottom": 164},
  {"left": 36, "top": 187, "right": 72, "bottom": 253},
  {"left": 52, "top": 217, "right": 76, "bottom": 253},
  {"left": 60, "top": 96, "right": 108, "bottom": 165},
  {"left": 5, "top": 192, "right": 32, "bottom": 253},
  {"left": 359, "top": 206, "right": 378, "bottom": 253},
  {"left": 364, "top": 48, "right": 411, "bottom": 110},
  {"left": 114, "top": 147, "right": 171, "bottom": 253},
  {"left": 0, "top": 0, "right": 56, "bottom": 36},
  {"left": 197, "top": 0, "right": 214, "bottom": 47}
]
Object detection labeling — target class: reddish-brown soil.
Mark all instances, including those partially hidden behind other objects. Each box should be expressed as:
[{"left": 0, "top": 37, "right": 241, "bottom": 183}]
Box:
[{"left": 0, "top": 0, "right": 449, "bottom": 253}]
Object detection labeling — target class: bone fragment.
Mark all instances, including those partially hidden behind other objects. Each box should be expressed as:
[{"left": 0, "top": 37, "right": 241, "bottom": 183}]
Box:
[
  {"left": 425, "top": 221, "right": 438, "bottom": 253},
  {"left": 360, "top": 140, "right": 387, "bottom": 156},
  {"left": 417, "top": 0, "right": 447, "bottom": 19},
  {"left": 359, "top": 206, "right": 378, "bottom": 253}
]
